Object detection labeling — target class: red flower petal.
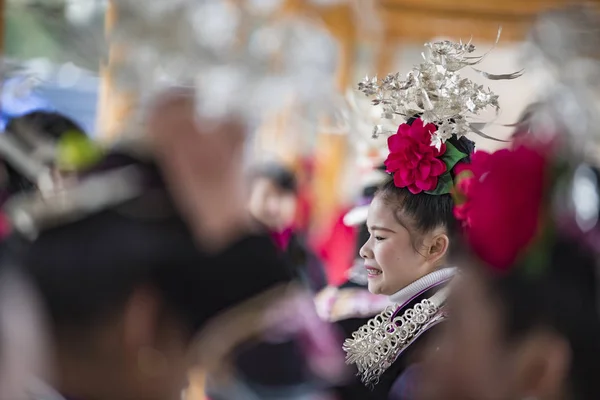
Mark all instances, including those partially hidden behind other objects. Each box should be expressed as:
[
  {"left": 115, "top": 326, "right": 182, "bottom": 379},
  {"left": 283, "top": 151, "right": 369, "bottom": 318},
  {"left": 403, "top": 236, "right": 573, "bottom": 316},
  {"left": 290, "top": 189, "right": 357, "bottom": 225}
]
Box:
[
  {"left": 407, "top": 184, "right": 423, "bottom": 194},
  {"left": 416, "top": 161, "right": 429, "bottom": 180},
  {"left": 430, "top": 158, "right": 447, "bottom": 176},
  {"left": 415, "top": 176, "right": 437, "bottom": 191}
]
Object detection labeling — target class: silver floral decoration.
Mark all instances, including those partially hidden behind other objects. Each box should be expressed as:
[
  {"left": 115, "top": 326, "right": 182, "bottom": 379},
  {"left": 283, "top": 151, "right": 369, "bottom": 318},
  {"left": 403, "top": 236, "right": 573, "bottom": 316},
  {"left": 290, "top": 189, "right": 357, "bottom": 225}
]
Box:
[
  {"left": 110, "top": 0, "right": 342, "bottom": 125},
  {"left": 358, "top": 29, "right": 523, "bottom": 149}
]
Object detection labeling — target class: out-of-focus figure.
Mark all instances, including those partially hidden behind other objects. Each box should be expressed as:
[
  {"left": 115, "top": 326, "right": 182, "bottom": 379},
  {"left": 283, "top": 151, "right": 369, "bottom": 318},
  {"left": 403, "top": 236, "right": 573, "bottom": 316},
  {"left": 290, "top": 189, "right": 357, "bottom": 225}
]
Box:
[
  {"left": 5, "top": 149, "right": 293, "bottom": 400},
  {"left": 249, "top": 162, "right": 327, "bottom": 293},
  {"left": 419, "top": 140, "right": 600, "bottom": 400},
  {"left": 0, "top": 93, "right": 345, "bottom": 400},
  {"left": 417, "top": 6, "right": 600, "bottom": 400},
  {"left": 0, "top": 266, "right": 49, "bottom": 400}
]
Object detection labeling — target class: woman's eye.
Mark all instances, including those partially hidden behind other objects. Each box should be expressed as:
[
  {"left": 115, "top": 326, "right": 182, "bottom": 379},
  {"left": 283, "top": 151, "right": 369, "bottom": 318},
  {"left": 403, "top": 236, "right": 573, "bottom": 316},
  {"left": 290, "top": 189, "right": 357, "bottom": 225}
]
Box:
[{"left": 374, "top": 236, "right": 385, "bottom": 242}]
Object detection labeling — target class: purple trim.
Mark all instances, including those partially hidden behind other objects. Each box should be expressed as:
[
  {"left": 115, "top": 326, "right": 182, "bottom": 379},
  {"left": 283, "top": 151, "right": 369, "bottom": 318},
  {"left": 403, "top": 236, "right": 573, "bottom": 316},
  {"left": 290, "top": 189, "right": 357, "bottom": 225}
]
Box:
[
  {"left": 356, "top": 196, "right": 374, "bottom": 206},
  {"left": 396, "top": 311, "right": 446, "bottom": 360},
  {"left": 391, "top": 278, "right": 452, "bottom": 319}
]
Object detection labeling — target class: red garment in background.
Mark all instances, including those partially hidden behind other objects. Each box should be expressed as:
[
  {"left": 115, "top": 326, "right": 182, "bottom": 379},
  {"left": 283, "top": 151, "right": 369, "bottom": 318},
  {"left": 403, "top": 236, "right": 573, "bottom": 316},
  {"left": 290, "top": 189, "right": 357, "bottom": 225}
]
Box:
[
  {"left": 0, "top": 212, "right": 10, "bottom": 241},
  {"left": 312, "top": 207, "right": 356, "bottom": 286}
]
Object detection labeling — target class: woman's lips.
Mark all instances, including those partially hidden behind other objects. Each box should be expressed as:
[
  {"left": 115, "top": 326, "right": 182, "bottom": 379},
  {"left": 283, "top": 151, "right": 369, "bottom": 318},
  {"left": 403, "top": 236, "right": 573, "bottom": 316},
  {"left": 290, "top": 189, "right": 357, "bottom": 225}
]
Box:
[{"left": 365, "top": 266, "right": 382, "bottom": 278}]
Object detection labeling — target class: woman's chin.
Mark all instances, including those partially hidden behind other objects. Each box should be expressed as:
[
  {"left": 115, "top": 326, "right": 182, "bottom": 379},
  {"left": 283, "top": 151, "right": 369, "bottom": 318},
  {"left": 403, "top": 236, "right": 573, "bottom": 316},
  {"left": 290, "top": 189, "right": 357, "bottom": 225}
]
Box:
[{"left": 367, "top": 277, "right": 386, "bottom": 295}]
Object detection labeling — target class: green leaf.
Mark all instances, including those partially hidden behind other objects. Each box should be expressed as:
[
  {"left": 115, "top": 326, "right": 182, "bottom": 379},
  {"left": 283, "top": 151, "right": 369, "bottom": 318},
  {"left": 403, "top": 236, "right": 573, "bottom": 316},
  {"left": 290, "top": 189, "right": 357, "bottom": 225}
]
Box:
[
  {"left": 441, "top": 141, "right": 468, "bottom": 171},
  {"left": 57, "top": 131, "right": 104, "bottom": 172},
  {"left": 425, "top": 172, "right": 453, "bottom": 195}
]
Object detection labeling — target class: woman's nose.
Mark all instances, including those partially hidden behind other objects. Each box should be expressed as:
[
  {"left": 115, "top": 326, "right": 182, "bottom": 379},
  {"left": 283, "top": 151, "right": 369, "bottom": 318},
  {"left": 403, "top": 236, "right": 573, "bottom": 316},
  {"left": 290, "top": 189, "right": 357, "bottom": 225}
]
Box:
[{"left": 359, "top": 239, "right": 372, "bottom": 259}]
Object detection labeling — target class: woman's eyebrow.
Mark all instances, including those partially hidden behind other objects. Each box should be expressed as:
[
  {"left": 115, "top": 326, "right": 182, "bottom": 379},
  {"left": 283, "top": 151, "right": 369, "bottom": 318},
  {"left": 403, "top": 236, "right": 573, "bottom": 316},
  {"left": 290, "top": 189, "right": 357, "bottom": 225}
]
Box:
[{"left": 370, "top": 225, "right": 396, "bottom": 233}]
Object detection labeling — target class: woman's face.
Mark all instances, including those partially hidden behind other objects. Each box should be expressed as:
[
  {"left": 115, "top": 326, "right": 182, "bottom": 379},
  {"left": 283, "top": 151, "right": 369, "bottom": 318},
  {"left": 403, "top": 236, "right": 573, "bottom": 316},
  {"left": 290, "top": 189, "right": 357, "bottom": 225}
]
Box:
[
  {"left": 360, "top": 195, "right": 432, "bottom": 295},
  {"left": 248, "top": 178, "right": 297, "bottom": 232}
]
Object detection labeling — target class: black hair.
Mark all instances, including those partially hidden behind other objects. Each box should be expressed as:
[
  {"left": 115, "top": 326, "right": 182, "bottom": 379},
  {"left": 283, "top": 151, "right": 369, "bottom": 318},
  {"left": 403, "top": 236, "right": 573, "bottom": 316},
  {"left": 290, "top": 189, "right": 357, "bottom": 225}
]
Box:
[
  {"left": 472, "top": 236, "right": 600, "bottom": 400},
  {"left": 375, "top": 117, "right": 475, "bottom": 248},
  {"left": 253, "top": 163, "right": 297, "bottom": 195},
  {"left": 5, "top": 111, "right": 85, "bottom": 150},
  {"left": 4, "top": 152, "right": 291, "bottom": 338}
]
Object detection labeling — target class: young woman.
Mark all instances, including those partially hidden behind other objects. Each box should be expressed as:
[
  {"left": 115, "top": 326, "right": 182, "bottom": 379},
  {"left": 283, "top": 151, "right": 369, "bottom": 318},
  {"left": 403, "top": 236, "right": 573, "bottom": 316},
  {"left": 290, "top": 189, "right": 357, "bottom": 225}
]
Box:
[
  {"left": 417, "top": 139, "right": 600, "bottom": 400},
  {"left": 315, "top": 170, "right": 392, "bottom": 400},
  {"left": 342, "top": 115, "right": 475, "bottom": 399}
]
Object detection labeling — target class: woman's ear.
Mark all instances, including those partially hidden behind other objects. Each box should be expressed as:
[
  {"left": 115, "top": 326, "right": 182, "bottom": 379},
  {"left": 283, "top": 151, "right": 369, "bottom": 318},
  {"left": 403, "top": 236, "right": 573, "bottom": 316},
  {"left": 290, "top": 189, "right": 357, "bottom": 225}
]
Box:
[
  {"left": 512, "top": 330, "right": 571, "bottom": 399},
  {"left": 425, "top": 232, "right": 449, "bottom": 265}
]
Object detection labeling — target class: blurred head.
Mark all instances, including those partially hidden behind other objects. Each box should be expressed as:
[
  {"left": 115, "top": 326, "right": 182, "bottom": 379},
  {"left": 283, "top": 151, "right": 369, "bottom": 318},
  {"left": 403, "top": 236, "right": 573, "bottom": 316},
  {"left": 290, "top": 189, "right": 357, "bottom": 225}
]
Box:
[
  {"left": 5, "top": 152, "right": 289, "bottom": 400},
  {"left": 420, "top": 143, "right": 600, "bottom": 400},
  {"left": 249, "top": 163, "right": 298, "bottom": 231},
  {"left": 359, "top": 135, "right": 474, "bottom": 296},
  {"left": 423, "top": 237, "right": 600, "bottom": 400},
  {"left": 1, "top": 111, "right": 86, "bottom": 199}
]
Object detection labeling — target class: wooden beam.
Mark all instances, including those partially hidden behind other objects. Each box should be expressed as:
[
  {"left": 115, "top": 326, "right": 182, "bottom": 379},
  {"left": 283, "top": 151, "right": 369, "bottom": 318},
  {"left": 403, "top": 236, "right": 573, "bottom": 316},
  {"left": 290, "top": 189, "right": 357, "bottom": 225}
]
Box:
[
  {"left": 378, "top": 0, "right": 582, "bottom": 43},
  {"left": 379, "top": 0, "right": 576, "bottom": 16},
  {"left": 379, "top": 8, "right": 532, "bottom": 42},
  {"left": 96, "top": 0, "right": 137, "bottom": 141}
]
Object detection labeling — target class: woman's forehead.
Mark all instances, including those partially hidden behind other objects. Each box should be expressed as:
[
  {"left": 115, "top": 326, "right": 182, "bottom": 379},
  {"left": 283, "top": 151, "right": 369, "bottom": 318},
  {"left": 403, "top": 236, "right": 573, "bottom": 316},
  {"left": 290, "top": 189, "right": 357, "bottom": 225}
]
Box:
[{"left": 367, "top": 195, "right": 408, "bottom": 228}]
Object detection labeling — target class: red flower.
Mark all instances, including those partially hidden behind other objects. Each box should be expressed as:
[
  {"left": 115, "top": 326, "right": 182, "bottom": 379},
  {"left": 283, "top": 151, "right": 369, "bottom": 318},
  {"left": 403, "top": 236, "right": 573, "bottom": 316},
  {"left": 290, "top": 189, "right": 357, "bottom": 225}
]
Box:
[
  {"left": 452, "top": 151, "right": 492, "bottom": 227},
  {"left": 458, "top": 145, "right": 548, "bottom": 272},
  {"left": 384, "top": 119, "right": 447, "bottom": 194}
]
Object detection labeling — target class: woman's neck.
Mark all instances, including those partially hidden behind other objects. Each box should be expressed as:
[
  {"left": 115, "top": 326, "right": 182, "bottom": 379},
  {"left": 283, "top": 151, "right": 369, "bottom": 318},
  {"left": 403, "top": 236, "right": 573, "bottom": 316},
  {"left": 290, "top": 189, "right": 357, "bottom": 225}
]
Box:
[{"left": 388, "top": 267, "right": 456, "bottom": 306}]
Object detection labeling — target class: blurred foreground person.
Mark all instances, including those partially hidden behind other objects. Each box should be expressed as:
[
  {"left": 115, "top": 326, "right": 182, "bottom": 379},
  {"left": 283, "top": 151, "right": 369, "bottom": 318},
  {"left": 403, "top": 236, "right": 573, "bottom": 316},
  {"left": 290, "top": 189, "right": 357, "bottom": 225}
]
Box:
[
  {"left": 0, "top": 265, "right": 49, "bottom": 400},
  {"left": 4, "top": 150, "right": 292, "bottom": 400},
  {"left": 1, "top": 92, "right": 344, "bottom": 400},
  {"left": 417, "top": 7, "right": 600, "bottom": 400},
  {"left": 420, "top": 142, "right": 600, "bottom": 400},
  {"left": 249, "top": 162, "right": 327, "bottom": 292}
]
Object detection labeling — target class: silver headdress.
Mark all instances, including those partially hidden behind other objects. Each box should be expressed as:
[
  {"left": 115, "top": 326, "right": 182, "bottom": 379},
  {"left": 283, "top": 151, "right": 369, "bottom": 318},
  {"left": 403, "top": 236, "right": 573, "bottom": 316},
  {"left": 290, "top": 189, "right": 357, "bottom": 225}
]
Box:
[{"left": 358, "top": 29, "right": 523, "bottom": 149}]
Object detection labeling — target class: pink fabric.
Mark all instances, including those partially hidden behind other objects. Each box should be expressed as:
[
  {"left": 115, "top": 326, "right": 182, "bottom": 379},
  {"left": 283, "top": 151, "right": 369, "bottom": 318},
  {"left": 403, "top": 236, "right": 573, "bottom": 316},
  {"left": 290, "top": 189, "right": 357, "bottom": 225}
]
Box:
[
  {"left": 0, "top": 212, "right": 10, "bottom": 240},
  {"left": 270, "top": 228, "right": 293, "bottom": 251}
]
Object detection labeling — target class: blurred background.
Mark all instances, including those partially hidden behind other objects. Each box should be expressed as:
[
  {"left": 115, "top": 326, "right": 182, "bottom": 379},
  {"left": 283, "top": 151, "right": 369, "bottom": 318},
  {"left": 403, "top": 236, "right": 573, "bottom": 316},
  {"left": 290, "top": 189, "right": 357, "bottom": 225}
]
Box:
[{"left": 0, "top": 0, "right": 578, "bottom": 284}]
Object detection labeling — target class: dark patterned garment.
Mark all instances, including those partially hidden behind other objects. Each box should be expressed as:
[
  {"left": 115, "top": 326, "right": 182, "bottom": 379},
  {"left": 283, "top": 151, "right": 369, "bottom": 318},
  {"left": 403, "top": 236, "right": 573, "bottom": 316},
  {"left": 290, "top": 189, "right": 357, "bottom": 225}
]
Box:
[
  {"left": 314, "top": 264, "right": 391, "bottom": 400},
  {"left": 342, "top": 268, "right": 455, "bottom": 400}
]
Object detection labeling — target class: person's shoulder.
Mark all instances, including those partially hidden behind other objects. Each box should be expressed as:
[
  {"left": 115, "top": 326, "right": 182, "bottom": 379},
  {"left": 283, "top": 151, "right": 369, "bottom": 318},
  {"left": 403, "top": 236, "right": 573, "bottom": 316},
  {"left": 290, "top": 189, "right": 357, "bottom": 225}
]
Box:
[{"left": 315, "top": 285, "right": 391, "bottom": 323}]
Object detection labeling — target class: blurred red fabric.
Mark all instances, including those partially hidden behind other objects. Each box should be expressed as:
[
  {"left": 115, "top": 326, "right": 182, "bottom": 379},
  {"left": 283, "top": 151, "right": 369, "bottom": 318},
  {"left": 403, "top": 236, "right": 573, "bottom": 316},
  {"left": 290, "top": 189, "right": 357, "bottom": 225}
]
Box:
[{"left": 311, "top": 207, "right": 356, "bottom": 286}]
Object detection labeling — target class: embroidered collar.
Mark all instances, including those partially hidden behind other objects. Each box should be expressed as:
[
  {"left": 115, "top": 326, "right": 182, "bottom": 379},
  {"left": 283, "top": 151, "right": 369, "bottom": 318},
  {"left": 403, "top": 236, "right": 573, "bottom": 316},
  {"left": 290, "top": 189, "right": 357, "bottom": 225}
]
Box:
[
  {"left": 388, "top": 267, "right": 456, "bottom": 305},
  {"left": 343, "top": 268, "right": 455, "bottom": 388}
]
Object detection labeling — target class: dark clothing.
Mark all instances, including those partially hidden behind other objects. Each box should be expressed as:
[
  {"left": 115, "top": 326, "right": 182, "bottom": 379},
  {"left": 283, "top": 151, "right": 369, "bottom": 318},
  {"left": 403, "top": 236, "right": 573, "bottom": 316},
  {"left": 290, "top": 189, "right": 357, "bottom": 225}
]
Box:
[
  {"left": 340, "top": 282, "right": 448, "bottom": 400},
  {"left": 209, "top": 232, "right": 339, "bottom": 400},
  {"left": 270, "top": 228, "right": 327, "bottom": 293}
]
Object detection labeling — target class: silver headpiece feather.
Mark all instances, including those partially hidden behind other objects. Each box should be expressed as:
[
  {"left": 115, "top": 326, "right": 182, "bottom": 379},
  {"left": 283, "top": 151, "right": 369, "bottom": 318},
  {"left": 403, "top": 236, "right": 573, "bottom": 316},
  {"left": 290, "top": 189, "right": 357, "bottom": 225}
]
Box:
[{"left": 358, "top": 28, "right": 523, "bottom": 149}]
